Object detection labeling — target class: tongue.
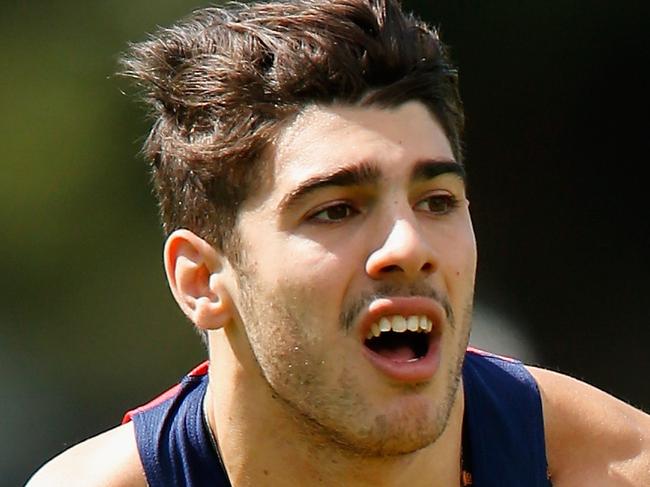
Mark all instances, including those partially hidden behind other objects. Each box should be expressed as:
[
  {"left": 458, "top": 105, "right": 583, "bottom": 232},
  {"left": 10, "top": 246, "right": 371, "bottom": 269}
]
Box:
[{"left": 376, "top": 345, "right": 417, "bottom": 362}]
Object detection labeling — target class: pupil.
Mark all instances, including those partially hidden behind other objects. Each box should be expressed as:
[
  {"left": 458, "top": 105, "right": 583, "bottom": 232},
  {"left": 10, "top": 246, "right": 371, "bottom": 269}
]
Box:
[
  {"left": 428, "top": 197, "right": 447, "bottom": 212},
  {"left": 327, "top": 205, "right": 348, "bottom": 219}
]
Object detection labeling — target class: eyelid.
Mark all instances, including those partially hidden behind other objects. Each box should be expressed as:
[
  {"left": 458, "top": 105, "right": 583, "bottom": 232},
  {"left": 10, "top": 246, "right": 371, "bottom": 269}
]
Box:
[
  {"left": 305, "top": 200, "right": 359, "bottom": 223},
  {"left": 413, "top": 191, "right": 460, "bottom": 214},
  {"left": 413, "top": 188, "right": 454, "bottom": 202}
]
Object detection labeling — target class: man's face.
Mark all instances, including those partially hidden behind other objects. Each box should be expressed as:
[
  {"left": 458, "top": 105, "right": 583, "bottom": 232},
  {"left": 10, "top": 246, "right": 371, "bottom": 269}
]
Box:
[{"left": 230, "top": 101, "right": 476, "bottom": 456}]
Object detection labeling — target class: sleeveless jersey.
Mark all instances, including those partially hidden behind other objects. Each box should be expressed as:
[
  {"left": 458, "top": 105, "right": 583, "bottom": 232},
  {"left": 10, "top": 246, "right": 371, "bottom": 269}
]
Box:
[{"left": 123, "top": 349, "right": 552, "bottom": 486}]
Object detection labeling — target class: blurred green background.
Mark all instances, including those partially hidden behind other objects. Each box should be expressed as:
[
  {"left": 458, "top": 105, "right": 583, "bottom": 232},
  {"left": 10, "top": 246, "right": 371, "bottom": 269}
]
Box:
[{"left": 2, "top": 1, "right": 648, "bottom": 484}]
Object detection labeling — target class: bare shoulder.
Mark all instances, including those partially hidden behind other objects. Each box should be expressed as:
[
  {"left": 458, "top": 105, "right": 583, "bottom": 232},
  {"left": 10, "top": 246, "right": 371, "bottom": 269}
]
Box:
[
  {"left": 528, "top": 366, "right": 650, "bottom": 486},
  {"left": 26, "top": 422, "right": 146, "bottom": 487}
]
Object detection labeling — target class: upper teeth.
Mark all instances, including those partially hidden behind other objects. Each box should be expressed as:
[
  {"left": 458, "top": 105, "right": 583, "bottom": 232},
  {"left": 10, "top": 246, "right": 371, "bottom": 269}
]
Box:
[{"left": 366, "top": 315, "right": 432, "bottom": 340}]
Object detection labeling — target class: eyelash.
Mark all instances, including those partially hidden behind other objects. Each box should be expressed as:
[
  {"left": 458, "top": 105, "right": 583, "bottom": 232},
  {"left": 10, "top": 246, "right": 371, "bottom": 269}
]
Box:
[
  {"left": 413, "top": 193, "right": 460, "bottom": 215},
  {"left": 307, "top": 193, "right": 460, "bottom": 224},
  {"left": 308, "top": 202, "right": 359, "bottom": 223}
]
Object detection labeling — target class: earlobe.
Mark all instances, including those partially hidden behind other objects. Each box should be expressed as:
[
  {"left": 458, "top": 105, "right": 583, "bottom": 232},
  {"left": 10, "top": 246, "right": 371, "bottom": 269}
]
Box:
[{"left": 164, "top": 229, "right": 234, "bottom": 330}]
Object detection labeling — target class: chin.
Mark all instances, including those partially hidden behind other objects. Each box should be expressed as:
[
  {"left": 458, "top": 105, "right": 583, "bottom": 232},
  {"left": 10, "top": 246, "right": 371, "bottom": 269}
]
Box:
[
  {"left": 331, "top": 414, "right": 446, "bottom": 458},
  {"left": 311, "top": 392, "right": 452, "bottom": 458}
]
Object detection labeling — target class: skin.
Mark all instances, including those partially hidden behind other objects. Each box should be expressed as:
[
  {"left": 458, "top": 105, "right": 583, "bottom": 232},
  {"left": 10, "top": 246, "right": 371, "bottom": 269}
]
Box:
[
  {"left": 27, "top": 102, "right": 650, "bottom": 486},
  {"left": 202, "top": 102, "right": 475, "bottom": 486}
]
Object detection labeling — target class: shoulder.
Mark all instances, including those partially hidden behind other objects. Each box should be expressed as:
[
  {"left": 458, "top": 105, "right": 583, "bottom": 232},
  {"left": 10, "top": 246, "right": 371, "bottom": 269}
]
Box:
[
  {"left": 26, "top": 422, "right": 147, "bottom": 487},
  {"left": 528, "top": 366, "right": 650, "bottom": 486}
]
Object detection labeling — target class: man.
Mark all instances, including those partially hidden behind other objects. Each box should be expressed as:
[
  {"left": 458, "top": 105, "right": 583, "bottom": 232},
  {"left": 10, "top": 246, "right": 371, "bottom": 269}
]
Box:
[{"left": 29, "top": 0, "right": 649, "bottom": 485}]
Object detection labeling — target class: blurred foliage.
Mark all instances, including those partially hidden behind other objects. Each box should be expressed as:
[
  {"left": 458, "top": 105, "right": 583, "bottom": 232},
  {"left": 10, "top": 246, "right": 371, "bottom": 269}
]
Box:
[{"left": 1, "top": 2, "right": 210, "bottom": 483}]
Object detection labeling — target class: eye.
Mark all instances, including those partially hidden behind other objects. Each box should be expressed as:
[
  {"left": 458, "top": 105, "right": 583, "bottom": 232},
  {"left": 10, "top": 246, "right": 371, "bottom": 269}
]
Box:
[
  {"left": 309, "top": 203, "right": 358, "bottom": 223},
  {"left": 414, "top": 193, "right": 459, "bottom": 215}
]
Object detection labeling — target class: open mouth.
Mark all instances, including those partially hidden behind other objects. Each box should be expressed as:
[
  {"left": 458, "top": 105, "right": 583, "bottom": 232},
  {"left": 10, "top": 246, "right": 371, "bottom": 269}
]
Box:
[
  {"left": 363, "top": 315, "right": 433, "bottom": 363},
  {"left": 358, "top": 298, "right": 444, "bottom": 382}
]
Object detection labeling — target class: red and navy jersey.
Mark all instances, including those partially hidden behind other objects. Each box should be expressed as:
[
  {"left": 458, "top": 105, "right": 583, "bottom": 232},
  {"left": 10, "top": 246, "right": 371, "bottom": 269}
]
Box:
[
  {"left": 124, "top": 361, "right": 229, "bottom": 486},
  {"left": 124, "top": 349, "right": 552, "bottom": 486},
  {"left": 460, "top": 348, "right": 552, "bottom": 485}
]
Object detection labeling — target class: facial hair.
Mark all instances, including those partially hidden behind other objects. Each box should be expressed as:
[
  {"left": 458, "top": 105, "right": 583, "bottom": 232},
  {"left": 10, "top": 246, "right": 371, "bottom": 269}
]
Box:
[{"left": 235, "top": 269, "right": 473, "bottom": 457}]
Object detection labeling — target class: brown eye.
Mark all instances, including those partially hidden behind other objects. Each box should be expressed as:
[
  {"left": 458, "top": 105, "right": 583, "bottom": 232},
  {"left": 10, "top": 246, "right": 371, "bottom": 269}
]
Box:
[
  {"left": 311, "top": 203, "right": 357, "bottom": 222},
  {"left": 414, "top": 194, "right": 458, "bottom": 214}
]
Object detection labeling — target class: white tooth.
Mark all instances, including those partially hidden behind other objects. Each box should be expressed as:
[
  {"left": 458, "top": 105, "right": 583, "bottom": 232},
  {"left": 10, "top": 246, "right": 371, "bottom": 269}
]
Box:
[
  {"left": 371, "top": 322, "right": 381, "bottom": 337},
  {"left": 419, "top": 316, "right": 428, "bottom": 332},
  {"left": 366, "top": 331, "right": 374, "bottom": 340},
  {"left": 392, "top": 316, "right": 407, "bottom": 332},
  {"left": 425, "top": 318, "right": 433, "bottom": 332},
  {"left": 379, "top": 317, "right": 391, "bottom": 333},
  {"left": 407, "top": 316, "right": 419, "bottom": 331}
]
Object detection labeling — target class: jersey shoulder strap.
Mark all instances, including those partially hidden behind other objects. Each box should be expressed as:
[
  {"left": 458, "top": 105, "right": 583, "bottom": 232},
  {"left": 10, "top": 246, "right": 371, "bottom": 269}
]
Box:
[
  {"left": 462, "top": 348, "right": 552, "bottom": 486},
  {"left": 123, "top": 362, "right": 230, "bottom": 487}
]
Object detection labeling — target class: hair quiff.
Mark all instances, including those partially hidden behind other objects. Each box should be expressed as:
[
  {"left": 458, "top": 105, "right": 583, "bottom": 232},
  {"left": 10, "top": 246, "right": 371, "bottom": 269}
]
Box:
[{"left": 120, "top": 0, "right": 464, "bottom": 258}]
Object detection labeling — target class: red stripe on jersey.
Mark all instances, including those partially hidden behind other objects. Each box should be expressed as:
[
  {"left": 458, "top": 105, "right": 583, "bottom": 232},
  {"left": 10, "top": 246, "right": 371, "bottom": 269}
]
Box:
[
  {"left": 187, "top": 361, "right": 210, "bottom": 377},
  {"left": 466, "top": 346, "right": 518, "bottom": 363},
  {"left": 122, "top": 361, "right": 209, "bottom": 424}
]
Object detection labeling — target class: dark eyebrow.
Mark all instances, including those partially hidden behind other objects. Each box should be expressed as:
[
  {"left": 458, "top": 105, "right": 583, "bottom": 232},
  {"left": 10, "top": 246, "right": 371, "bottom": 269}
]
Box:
[
  {"left": 411, "top": 159, "right": 466, "bottom": 183},
  {"left": 278, "top": 162, "right": 380, "bottom": 212}
]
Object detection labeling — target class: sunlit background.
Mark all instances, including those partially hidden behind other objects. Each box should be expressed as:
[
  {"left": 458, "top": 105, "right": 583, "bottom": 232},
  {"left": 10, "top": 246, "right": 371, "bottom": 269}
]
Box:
[{"left": 2, "top": 1, "right": 648, "bottom": 484}]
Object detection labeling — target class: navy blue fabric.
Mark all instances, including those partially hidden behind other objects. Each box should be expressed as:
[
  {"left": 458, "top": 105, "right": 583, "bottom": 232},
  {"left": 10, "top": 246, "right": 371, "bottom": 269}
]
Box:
[
  {"left": 132, "top": 374, "right": 230, "bottom": 486},
  {"left": 462, "top": 350, "right": 551, "bottom": 486},
  {"left": 132, "top": 350, "right": 550, "bottom": 486}
]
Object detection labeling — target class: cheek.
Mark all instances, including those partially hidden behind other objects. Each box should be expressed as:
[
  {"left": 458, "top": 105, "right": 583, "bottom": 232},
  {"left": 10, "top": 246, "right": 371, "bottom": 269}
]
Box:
[
  {"left": 255, "top": 250, "right": 348, "bottom": 339},
  {"left": 276, "top": 235, "right": 354, "bottom": 290},
  {"left": 441, "top": 223, "right": 477, "bottom": 294},
  {"left": 261, "top": 233, "right": 346, "bottom": 275},
  {"left": 454, "top": 236, "right": 477, "bottom": 280}
]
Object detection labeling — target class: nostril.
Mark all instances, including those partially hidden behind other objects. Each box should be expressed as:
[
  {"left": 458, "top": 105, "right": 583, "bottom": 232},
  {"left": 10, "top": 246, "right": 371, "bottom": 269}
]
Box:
[
  {"left": 374, "top": 262, "right": 435, "bottom": 276},
  {"left": 380, "top": 264, "right": 403, "bottom": 273}
]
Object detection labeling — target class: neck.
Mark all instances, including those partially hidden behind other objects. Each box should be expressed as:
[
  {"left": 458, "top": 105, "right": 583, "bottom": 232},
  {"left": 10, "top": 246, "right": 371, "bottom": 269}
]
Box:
[{"left": 205, "top": 334, "right": 465, "bottom": 487}]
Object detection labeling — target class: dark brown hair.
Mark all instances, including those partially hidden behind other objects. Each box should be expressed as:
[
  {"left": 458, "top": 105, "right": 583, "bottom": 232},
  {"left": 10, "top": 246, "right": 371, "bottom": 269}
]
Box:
[{"left": 120, "top": 0, "right": 464, "bottom": 257}]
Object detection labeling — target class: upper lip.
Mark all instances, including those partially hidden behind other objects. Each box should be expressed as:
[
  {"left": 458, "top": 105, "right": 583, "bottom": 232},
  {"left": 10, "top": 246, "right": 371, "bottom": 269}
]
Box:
[{"left": 356, "top": 296, "right": 445, "bottom": 343}]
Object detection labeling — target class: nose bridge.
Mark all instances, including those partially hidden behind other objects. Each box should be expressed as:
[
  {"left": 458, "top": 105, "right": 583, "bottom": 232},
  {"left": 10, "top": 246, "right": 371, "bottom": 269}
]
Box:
[
  {"left": 384, "top": 216, "right": 419, "bottom": 254},
  {"left": 365, "top": 207, "right": 436, "bottom": 279}
]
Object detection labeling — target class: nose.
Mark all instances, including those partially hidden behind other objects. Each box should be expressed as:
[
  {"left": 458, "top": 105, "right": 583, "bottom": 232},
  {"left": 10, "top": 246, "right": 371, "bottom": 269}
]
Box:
[{"left": 365, "top": 217, "right": 437, "bottom": 280}]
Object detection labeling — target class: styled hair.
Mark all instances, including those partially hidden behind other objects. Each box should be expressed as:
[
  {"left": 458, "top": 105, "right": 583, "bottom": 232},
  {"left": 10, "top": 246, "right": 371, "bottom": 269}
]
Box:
[{"left": 120, "top": 0, "right": 464, "bottom": 257}]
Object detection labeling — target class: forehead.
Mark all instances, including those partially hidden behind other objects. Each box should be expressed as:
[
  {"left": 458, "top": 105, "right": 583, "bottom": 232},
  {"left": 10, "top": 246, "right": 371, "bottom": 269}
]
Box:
[{"left": 272, "top": 101, "right": 455, "bottom": 188}]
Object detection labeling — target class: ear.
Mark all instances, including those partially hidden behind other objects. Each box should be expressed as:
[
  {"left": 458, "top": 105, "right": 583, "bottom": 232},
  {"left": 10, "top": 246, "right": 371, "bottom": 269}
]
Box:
[{"left": 163, "top": 229, "right": 234, "bottom": 330}]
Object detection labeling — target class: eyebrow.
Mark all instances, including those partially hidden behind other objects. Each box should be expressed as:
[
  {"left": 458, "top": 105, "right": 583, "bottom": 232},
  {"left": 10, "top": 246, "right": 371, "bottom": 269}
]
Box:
[
  {"left": 411, "top": 159, "right": 466, "bottom": 183},
  {"left": 277, "top": 158, "right": 466, "bottom": 213},
  {"left": 277, "top": 162, "right": 380, "bottom": 212}
]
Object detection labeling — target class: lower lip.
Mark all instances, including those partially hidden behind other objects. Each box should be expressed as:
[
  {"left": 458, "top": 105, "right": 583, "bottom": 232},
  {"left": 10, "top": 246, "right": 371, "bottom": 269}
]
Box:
[{"left": 361, "top": 337, "right": 442, "bottom": 383}]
